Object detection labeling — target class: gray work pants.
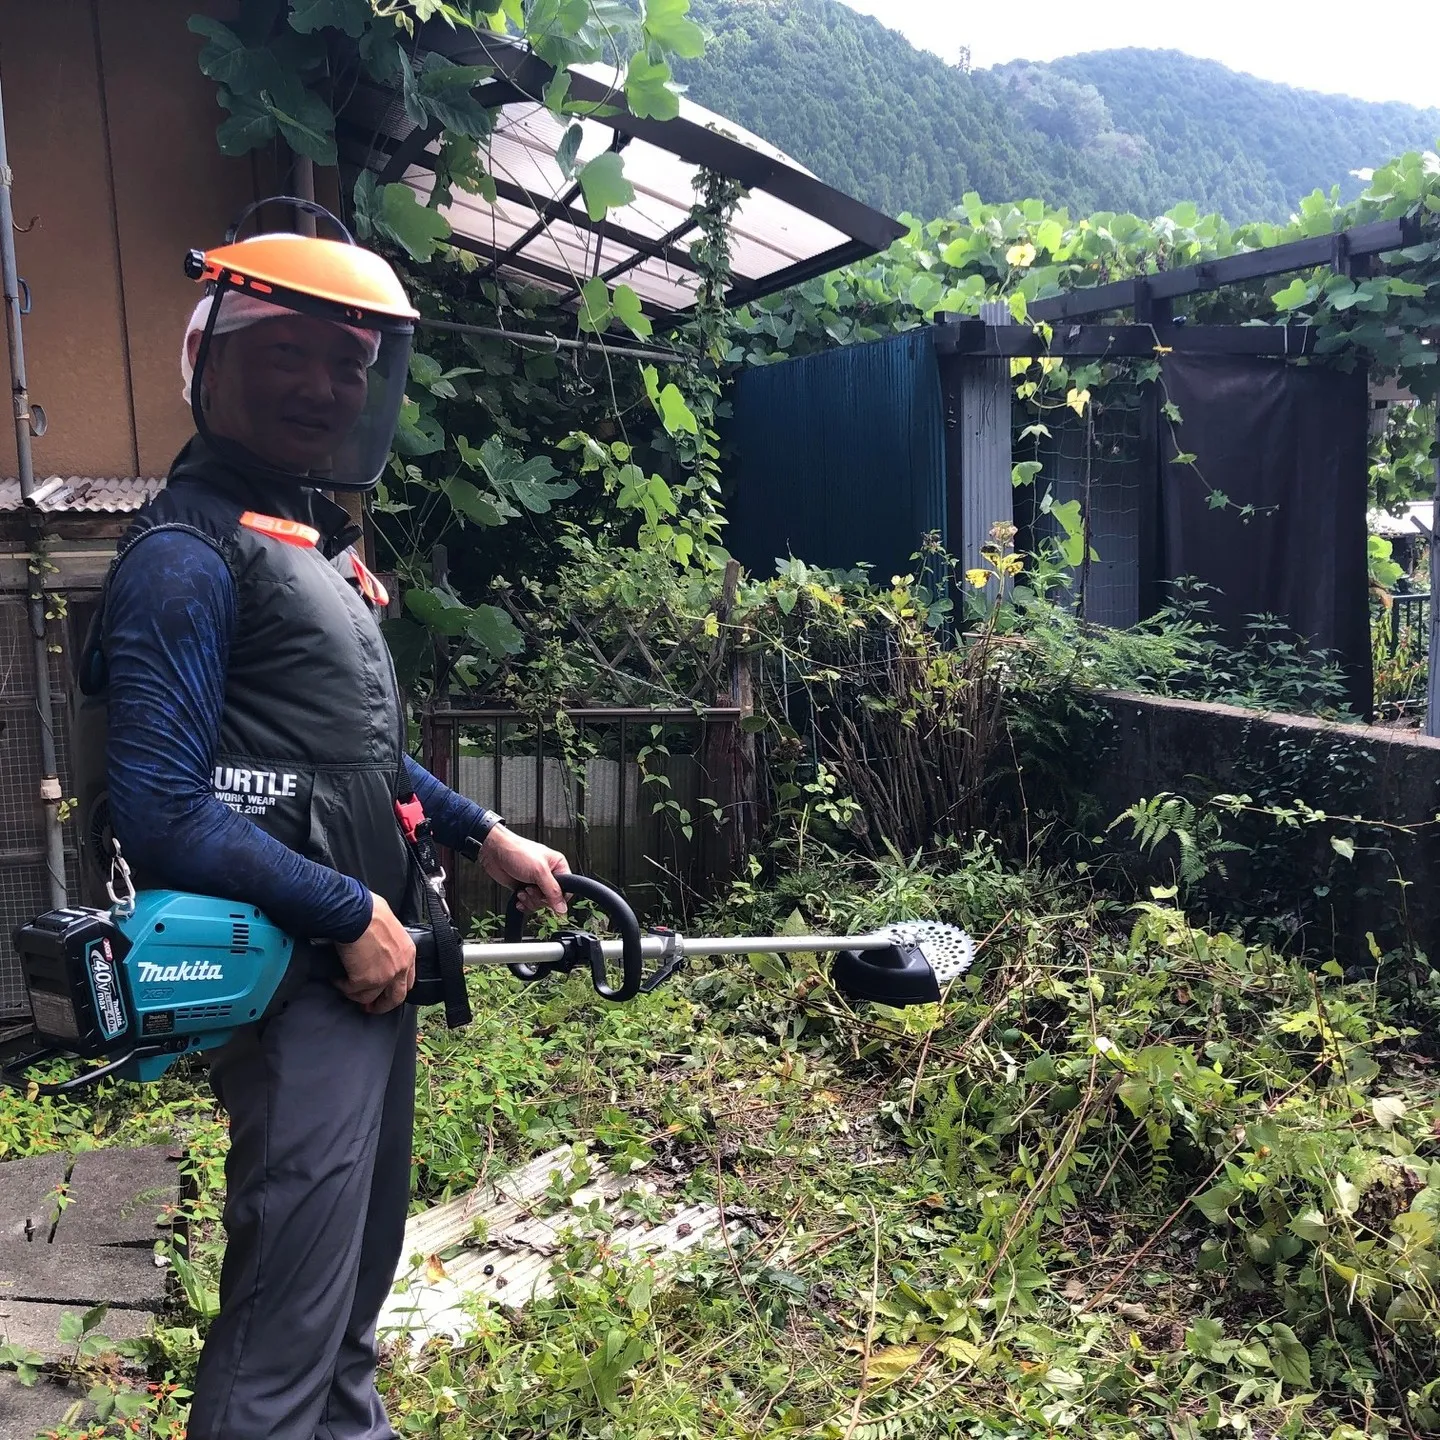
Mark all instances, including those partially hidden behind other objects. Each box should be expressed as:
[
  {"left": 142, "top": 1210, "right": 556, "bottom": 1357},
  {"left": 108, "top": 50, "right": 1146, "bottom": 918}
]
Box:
[{"left": 187, "top": 980, "right": 416, "bottom": 1440}]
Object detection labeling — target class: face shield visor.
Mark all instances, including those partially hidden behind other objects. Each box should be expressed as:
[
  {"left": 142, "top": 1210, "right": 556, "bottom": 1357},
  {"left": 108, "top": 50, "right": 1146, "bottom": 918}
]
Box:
[{"left": 183, "top": 238, "right": 415, "bottom": 493}]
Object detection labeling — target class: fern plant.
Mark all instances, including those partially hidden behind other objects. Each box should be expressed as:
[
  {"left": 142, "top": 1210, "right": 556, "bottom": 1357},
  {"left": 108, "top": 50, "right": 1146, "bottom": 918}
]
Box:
[{"left": 1107, "top": 791, "right": 1245, "bottom": 888}]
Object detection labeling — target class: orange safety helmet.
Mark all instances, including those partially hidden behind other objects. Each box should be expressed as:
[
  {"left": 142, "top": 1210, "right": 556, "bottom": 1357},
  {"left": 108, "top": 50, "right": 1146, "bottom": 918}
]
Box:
[{"left": 183, "top": 198, "right": 418, "bottom": 493}]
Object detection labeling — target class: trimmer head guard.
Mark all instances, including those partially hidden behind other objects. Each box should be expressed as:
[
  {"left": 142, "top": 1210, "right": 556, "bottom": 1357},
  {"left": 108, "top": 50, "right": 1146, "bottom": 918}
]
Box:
[{"left": 831, "top": 922, "right": 976, "bottom": 1007}]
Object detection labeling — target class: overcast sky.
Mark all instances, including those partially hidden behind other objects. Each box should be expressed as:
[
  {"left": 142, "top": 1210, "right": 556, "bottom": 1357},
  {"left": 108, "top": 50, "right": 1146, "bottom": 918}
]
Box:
[{"left": 837, "top": 1, "right": 1440, "bottom": 111}]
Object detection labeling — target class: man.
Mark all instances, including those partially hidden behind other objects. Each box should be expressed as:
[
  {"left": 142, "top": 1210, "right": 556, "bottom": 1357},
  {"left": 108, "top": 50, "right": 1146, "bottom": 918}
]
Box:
[{"left": 74, "top": 220, "right": 566, "bottom": 1439}]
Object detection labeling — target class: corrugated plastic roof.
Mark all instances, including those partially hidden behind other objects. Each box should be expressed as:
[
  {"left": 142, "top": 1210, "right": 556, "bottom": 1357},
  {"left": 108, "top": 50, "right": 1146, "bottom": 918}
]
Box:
[
  {"left": 337, "top": 28, "right": 905, "bottom": 319},
  {"left": 0, "top": 476, "right": 163, "bottom": 514}
]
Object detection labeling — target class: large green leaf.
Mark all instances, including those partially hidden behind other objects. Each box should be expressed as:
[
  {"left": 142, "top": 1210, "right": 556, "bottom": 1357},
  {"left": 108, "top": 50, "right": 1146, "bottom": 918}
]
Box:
[
  {"left": 466, "top": 604, "right": 525, "bottom": 659},
  {"left": 288, "top": 0, "right": 370, "bottom": 37},
  {"left": 642, "top": 0, "right": 705, "bottom": 58},
  {"left": 657, "top": 383, "right": 698, "bottom": 435},
  {"left": 642, "top": 366, "right": 699, "bottom": 436},
  {"left": 392, "top": 396, "right": 446, "bottom": 457},
  {"left": 1184, "top": 1317, "right": 1224, "bottom": 1358},
  {"left": 1272, "top": 277, "right": 1314, "bottom": 312},
  {"left": 1191, "top": 1181, "right": 1241, "bottom": 1224},
  {"left": 381, "top": 618, "right": 434, "bottom": 693},
  {"left": 379, "top": 183, "right": 452, "bottom": 262},
  {"left": 1268, "top": 1324, "right": 1311, "bottom": 1387},
  {"left": 399, "top": 50, "right": 428, "bottom": 131},
  {"left": 216, "top": 90, "right": 277, "bottom": 154},
  {"left": 358, "top": 25, "right": 403, "bottom": 84},
  {"left": 577, "top": 151, "right": 635, "bottom": 221},
  {"left": 418, "top": 55, "right": 497, "bottom": 139},
  {"left": 524, "top": 0, "right": 600, "bottom": 68},
  {"left": 268, "top": 86, "right": 337, "bottom": 166},
  {"left": 624, "top": 53, "right": 679, "bottom": 122},
  {"left": 405, "top": 587, "right": 471, "bottom": 637},
  {"left": 473, "top": 436, "right": 578, "bottom": 513},
  {"left": 1287, "top": 1208, "right": 1328, "bottom": 1243},
  {"left": 441, "top": 477, "right": 514, "bottom": 527},
  {"left": 556, "top": 123, "right": 584, "bottom": 181},
  {"left": 578, "top": 276, "right": 612, "bottom": 334},
  {"left": 907, "top": 273, "right": 945, "bottom": 313},
  {"left": 612, "top": 284, "right": 653, "bottom": 339},
  {"left": 189, "top": 17, "right": 282, "bottom": 93}
]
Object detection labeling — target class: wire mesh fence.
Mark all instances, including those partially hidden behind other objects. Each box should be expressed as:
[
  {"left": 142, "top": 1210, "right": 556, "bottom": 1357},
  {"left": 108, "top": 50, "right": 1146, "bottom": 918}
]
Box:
[
  {"left": 1373, "top": 591, "right": 1430, "bottom": 727},
  {"left": 1019, "top": 393, "right": 1150, "bottom": 629},
  {"left": 0, "top": 593, "right": 85, "bottom": 1018}
]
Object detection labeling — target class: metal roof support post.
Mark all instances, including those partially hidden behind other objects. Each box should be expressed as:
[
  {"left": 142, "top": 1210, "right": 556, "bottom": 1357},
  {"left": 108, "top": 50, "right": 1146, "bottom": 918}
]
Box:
[
  {"left": 1426, "top": 408, "right": 1440, "bottom": 737},
  {"left": 0, "top": 68, "right": 66, "bottom": 909},
  {"left": 956, "top": 301, "right": 1015, "bottom": 598}
]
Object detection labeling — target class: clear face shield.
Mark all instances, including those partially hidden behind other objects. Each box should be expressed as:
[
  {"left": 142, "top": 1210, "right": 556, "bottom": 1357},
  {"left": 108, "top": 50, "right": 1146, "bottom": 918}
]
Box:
[{"left": 186, "top": 281, "right": 413, "bottom": 493}]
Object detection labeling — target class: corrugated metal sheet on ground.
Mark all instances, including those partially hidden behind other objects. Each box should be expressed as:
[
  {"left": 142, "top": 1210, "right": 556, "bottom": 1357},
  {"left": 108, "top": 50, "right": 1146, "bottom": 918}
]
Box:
[
  {"left": 0, "top": 477, "right": 163, "bottom": 513},
  {"left": 724, "top": 329, "right": 947, "bottom": 582},
  {"left": 379, "top": 1145, "right": 741, "bottom": 1348}
]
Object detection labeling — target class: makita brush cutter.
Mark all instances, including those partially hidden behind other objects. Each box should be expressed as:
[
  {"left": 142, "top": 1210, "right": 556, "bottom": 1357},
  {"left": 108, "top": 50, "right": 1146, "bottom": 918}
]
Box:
[{"left": 3, "top": 873, "right": 974, "bottom": 1097}]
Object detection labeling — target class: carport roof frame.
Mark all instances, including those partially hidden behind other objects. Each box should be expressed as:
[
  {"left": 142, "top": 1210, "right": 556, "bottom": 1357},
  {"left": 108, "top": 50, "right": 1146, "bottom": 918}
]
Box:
[{"left": 336, "top": 26, "right": 906, "bottom": 319}]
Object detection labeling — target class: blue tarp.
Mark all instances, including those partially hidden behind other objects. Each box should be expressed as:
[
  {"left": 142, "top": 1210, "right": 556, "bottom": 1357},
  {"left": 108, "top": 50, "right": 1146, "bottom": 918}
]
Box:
[{"left": 724, "top": 330, "right": 947, "bottom": 582}]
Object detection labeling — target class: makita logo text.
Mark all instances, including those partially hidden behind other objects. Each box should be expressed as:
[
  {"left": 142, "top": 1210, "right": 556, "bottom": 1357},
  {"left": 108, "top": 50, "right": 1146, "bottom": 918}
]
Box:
[
  {"left": 137, "top": 960, "right": 225, "bottom": 984},
  {"left": 213, "top": 768, "right": 298, "bottom": 798}
]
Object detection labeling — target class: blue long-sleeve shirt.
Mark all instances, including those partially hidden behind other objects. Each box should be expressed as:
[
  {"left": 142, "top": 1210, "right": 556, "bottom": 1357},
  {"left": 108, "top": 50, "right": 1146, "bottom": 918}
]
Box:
[{"left": 105, "top": 528, "right": 491, "bottom": 944}]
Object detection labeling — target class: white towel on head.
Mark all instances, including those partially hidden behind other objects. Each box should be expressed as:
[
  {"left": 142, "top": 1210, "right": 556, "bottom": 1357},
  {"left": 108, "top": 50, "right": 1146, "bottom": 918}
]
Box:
[{"left": 180, "top": 289, "right": 383, "bottom": 404}]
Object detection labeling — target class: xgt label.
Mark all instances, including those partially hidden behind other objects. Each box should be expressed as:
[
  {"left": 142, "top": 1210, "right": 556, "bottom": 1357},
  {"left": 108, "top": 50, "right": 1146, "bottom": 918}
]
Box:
[
  {"left": 214, "top": 767, "right": 299, "bottom": 818},
  {"left": 137, "top": 960, "right": 225, "bottom": 985},
  {"left": 87, "top": 939, "right": 127, "bottom": 1041}
]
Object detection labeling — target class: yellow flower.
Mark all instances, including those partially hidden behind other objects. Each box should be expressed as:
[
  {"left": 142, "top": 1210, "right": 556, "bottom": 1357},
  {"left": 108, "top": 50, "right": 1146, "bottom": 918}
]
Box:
[{"left": 1006, "top": 242, "right": 1037, "bottom": 268}]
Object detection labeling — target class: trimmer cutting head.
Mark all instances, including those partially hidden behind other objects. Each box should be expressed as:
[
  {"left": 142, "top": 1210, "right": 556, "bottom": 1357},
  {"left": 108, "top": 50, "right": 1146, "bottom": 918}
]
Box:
[{"left": 831, "top": 921, "right": 976, "bottom": 1006}]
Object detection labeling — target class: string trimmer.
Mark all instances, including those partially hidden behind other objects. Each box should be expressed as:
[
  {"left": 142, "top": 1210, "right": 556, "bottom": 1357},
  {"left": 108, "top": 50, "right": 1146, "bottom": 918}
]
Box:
[{"left": 3, "top": 874, "right": 974, "bottom": 1096}]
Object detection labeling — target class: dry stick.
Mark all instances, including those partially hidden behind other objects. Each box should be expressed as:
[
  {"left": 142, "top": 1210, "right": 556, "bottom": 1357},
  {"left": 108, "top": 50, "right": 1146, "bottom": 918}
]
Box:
[
  {"left": 788, "top": 1220, "right": 863, "bottom": 1266},
  {"left": 906, "top": 1025, "right": 937, "bottom": 1122},
  {"left": 1094, "top": 1114, "right": 1149, "bottom": 1200},
  {"left": 840, "top": 1203, "right": 882, "bottom": 1440},
  {"left": 750, "top": 1354, "right": 800, "bottom": 1437},
  {"left": 901, "top": 906, "right": 1015, "bottom": 1122},
  {"left": 977, "top": 1061, "right": 1108, "bottom": 1300},
  {"left": 979, "top": 940, "right": 1107, "bottom": 1300},
  {"left": 1087, "top": 1056, "right": 1330, "bottom": 1311},
  {"left": 710, "top": 1144, "right": 771, "bottom": 1339},
  {"left": 755, "top": 1196, "right": 811, "bottom": 1267},
  {"left": 1361, "top": 1304, "right": 1423, "bottom": 1440},
  {"left": 970, "top": 908, "right": 1017, "bottom": 961}
]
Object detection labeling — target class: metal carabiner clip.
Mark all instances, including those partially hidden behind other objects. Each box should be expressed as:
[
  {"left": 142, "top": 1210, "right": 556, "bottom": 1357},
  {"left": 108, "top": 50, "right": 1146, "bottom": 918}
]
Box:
[{"left": 106, "top": 837, "right": 136, "bottom": 918}]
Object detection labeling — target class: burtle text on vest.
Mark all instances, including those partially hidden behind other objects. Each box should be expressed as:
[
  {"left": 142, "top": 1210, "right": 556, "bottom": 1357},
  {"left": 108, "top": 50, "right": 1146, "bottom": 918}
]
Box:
[{"left": 213, "top": 767, "right": 300, "bottom": 818}]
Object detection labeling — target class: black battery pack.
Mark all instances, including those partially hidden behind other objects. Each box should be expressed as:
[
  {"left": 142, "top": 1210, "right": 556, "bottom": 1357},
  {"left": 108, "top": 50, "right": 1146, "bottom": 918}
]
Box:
[{"left": 12, "top": 907, "right": 136, "bottom": 1056}]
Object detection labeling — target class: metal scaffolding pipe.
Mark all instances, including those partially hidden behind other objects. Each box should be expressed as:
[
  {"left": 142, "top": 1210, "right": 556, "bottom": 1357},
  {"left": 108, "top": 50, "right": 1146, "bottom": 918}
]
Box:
[
  {"left": 0, "top": 68, "right": 66, "bottom": 908},
  {"left": 414, "top": 315, "right": 688, "bottom": 366}
]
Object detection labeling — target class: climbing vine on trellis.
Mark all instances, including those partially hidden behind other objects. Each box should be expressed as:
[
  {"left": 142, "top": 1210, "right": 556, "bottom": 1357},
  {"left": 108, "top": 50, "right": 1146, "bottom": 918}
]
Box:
[
  {"left": 728, "top": 157, "right": 1440, "bottom": 546},
  {"left": 188, "top": 0, "right": 747, "bottom": 692}
]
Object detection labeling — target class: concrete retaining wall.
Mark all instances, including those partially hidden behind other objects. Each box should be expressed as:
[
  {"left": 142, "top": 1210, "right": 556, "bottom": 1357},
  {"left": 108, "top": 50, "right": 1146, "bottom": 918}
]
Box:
[{"left": 1082, "top": 691, "right": 1440, "bottom": 959}]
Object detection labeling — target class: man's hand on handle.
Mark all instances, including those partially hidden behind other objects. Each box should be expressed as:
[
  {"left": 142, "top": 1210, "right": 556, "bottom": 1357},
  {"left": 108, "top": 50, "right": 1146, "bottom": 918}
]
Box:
[
  {"left": 336, "top": 830, "right": 567, "bottom": 1015},
  {"left": 336, "top": 892, "right": 416, "bottom": 1014},
  {"left": 480, "top": 826, "right": 570, "bottom": 917}
]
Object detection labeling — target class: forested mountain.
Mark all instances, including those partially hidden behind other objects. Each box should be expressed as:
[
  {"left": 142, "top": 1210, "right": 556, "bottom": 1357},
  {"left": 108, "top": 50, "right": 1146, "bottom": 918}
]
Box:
[
  {"left": 678, "top": 0, "right": 1440, "bottom": 222},
  {"left": 1044, "top": 49, "right": 1440, "bottom": 219}
]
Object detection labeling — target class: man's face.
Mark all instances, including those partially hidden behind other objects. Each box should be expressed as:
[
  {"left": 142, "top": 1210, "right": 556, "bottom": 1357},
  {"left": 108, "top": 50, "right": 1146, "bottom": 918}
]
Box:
[{"left": 201, "top": 315, "right": 371, "bottom": 474}]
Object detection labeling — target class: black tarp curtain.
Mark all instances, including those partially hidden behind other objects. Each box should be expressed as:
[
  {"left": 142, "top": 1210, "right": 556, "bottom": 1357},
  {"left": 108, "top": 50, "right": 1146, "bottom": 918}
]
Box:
[{"left": 1159, "top": 354, "right": 1372, "bottom": 713}]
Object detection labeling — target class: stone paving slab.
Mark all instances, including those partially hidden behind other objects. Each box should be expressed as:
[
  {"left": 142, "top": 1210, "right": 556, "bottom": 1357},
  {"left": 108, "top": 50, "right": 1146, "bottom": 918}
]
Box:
[
  {"left": 0, "top": 1374, "right": 95, "bottom": 1440},
  {"left": 0, "top": 1238, "right": 167, "bottom": 1310},
  {"left": 0, "top": 1298, "right": 151, "bottom": 1358},
  {"left": 57, "top": 1146, "right": 179, "bottom": 1246},
  {"left": 0, "top": 1154, "right": 68, "bottom": 1240}
]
